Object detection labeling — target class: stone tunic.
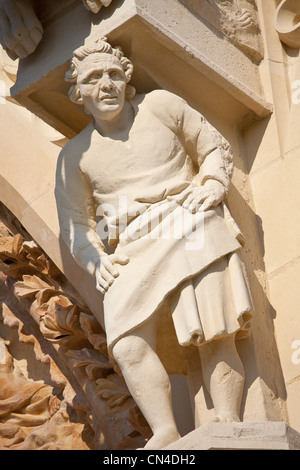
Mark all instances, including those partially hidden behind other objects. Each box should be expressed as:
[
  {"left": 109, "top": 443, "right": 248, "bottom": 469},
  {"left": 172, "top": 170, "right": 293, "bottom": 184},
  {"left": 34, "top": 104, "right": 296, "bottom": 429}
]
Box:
[{"left": 55, "top": 90, "right": 253, "bottom": 358}]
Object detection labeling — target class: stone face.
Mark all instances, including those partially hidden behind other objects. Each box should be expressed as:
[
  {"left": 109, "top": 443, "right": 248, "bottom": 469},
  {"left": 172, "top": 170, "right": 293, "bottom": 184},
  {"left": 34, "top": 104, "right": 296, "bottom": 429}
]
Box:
[
  {"left": 9, "top": 0, "right": 271, "bottom": 139},
  {"left": 0, "top": 0, "right": 299, "bottom": 452}
]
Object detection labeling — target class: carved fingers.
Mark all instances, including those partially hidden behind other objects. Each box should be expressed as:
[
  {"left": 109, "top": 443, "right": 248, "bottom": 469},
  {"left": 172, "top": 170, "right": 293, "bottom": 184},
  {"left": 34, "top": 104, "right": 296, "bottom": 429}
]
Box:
[
  {"left": 175, "top": 180, "right": 226, "bottom": 213},
  {"left": 0, "top": 0, "right": 43, "bottom": 59},
  {"left": 82, "top": 0, "right": 112, "bottom": 14},
  {"left": 96, "top": 253, "right": 129, "bottom": 294}
]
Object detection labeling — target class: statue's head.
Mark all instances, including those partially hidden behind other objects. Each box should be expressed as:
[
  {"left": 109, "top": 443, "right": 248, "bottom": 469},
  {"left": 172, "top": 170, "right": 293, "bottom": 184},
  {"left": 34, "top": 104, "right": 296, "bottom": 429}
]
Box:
[{"left": 66, "top": 37, "right": 135, "bottom": 121}]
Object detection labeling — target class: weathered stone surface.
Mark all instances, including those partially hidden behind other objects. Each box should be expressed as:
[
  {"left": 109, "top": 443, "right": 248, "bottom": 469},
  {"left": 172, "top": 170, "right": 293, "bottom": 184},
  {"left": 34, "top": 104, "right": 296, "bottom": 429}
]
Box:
[
  {"left": 10, "top": 0, "right": 271, "bottom": 139},
  {"left": 0, "top": 203, "right": 151, "bottom": 449},
  {"left": 164, "top": 421, "right": 300, "bottom": 450},
  {"left": 0, "top": 0, "right": 299, "bottom": 452}
]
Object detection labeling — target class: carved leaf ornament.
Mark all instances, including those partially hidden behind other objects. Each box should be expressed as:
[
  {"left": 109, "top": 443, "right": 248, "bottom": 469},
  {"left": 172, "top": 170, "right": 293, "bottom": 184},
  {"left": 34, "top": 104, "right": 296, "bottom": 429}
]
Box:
[
  {"left": 0, "top": 223, "right": 151, "bottom": 449},
  {"left": 181, "top": 0, "right": 263, "bottom": 61}
]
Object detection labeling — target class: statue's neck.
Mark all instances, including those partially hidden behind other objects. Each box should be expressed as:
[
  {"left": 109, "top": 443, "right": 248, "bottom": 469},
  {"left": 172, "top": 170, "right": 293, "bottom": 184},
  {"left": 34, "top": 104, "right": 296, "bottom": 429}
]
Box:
[{"left": 94, "top": 100, "right": 135, "bottom": 140}]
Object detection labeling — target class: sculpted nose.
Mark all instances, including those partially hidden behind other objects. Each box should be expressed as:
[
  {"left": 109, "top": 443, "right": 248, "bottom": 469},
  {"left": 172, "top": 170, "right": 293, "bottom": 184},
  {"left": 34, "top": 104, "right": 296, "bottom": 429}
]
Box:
[{"left": 100, "top": 73, "right": 114, "bottom": 91}]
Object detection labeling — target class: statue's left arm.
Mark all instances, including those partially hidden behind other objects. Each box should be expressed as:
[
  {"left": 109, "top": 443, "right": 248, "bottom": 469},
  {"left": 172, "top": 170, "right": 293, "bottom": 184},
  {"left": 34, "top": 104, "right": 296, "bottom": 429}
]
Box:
[{"left": 174, "top": 97, "right": 233, "bottom": 212}]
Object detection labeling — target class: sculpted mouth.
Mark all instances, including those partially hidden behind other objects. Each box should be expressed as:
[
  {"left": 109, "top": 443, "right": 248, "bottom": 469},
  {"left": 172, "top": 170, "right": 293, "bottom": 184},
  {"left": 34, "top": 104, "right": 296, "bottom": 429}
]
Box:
[{"left": 101, "top": 95, "right": 118, "bottom": 101}]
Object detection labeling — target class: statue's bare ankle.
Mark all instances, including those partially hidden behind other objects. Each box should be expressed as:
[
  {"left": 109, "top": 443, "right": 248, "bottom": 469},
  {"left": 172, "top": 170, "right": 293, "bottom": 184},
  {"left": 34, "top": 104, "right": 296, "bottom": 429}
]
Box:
[{"left": 141, "top": 426, "right": 180, "bottom": 450}]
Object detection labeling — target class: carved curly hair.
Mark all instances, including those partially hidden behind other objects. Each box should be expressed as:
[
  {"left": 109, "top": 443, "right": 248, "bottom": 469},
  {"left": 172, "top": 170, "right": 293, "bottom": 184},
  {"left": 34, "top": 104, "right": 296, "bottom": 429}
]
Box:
[{"left": 65, "top": 37, "right": 136, "bottom": 104}]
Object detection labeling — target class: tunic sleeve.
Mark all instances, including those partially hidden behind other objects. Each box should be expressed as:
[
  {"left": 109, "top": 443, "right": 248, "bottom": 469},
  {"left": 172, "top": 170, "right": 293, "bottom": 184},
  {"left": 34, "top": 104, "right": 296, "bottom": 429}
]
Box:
[
  {"left": 55, "top": 144, "right": 106, "bottom": 277},
  {"left": 179, "top": 98, "right": 234, "bottom": 191}
]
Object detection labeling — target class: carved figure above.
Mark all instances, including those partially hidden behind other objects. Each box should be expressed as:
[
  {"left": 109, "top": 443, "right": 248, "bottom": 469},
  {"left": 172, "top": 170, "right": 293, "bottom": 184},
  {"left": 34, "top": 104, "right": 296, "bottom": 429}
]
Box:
[
  {"left": 274, "top": 0, "right": 300, "bottom": 48},
  {"left": 0, "top": 0, "right": 43, "bottom": 59},
  {"left": 0, "top": 0, "right": 113, "bottom": 59},
  {"left": 180, "top": 0, "right": 263, "bottom": 62},
  {"left": 82, "top": 0, "right": 112, "bottom": 14},
  {"left": 56, "top": 37, "right": 254, "bottom": 450}
]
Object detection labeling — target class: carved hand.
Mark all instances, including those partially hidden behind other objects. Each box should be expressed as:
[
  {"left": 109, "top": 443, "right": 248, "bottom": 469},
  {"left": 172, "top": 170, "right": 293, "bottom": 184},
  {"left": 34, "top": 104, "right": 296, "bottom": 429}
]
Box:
[
  {"left": 175, "top": 180, "right": 226, "bottom": 213},
  {"left": 95, "top": 253, "right": 130, "bottom": 294},
  {"left": 0, "top": 0, "right": 43, "bottom": 59},
  {"left": 82, "top": 0, "right": 112, "bottom": 14}
]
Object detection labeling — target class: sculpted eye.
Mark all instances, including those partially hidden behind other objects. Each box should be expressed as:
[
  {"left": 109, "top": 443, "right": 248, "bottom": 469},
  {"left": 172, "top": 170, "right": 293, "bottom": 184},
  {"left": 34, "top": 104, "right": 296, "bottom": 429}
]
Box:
[
  {"left": 109, "top": 70, "right": 123, "bottom": 79},
  {"left": 85, "top": 73, "right": 102, "bottom": 84}
]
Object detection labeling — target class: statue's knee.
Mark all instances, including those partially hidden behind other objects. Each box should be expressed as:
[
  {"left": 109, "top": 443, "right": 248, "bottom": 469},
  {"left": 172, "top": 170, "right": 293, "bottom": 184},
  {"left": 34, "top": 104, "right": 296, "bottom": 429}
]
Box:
[
  {"left": 112, "top": 335, "right": 150, "bottom": 367},
  {"left": 112, "top": 336, "right": 131, "bottom": 364}
]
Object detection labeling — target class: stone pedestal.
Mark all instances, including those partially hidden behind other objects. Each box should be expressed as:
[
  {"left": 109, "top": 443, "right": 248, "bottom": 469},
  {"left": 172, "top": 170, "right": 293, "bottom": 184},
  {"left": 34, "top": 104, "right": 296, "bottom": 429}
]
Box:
[{"left": 164, "top": 422, "right": 300, "bottom": 450}]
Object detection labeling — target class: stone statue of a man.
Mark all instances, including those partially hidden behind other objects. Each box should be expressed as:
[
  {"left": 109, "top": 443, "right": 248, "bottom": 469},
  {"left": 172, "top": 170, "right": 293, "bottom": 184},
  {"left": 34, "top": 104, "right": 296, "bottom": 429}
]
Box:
[{"left": 55, "top": 37, "right": 253, "bottom": 449}]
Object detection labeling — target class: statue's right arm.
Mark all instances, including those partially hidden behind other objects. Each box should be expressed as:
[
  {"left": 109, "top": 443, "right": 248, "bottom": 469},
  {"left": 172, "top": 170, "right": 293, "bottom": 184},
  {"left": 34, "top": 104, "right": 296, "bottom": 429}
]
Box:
[
  {"left": 55, "top": 145, "right": 106, "bottom": 279},
  {"left": 55, "top": 145, "right": 129, "bottom": 294}
]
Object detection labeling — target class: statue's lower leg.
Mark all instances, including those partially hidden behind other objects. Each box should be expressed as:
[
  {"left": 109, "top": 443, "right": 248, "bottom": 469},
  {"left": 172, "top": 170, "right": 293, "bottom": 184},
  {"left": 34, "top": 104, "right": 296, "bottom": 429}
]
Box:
[
  {"left": 112, "top": 321, "right": 180, "bottom": 450},
  {"left": 198, "top": 333, "right": 245, "bottom": 422}
]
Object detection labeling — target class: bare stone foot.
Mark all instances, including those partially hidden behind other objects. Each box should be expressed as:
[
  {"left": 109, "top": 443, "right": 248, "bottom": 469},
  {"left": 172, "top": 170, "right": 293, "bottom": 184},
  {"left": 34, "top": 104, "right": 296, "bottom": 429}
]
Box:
[{"left": 139, "top": 427, "right": 181, "bottom": 450}]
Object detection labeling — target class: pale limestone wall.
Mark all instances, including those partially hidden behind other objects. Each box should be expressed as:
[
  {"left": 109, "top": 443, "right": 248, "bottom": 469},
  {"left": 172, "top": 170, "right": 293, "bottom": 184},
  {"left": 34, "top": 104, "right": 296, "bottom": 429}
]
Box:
[{"left": 242, "top": 0, "right": 300, "bottom": 432}]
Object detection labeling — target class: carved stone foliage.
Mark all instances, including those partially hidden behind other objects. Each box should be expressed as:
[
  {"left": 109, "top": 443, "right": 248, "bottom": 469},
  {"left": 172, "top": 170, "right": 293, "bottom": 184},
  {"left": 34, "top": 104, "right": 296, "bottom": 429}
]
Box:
[
  {"left": 0, "top": 339, "right": 90, "bottom": 450},
  {"left": 0, "top": 203, "right": 151, "bottom": 450},
  {"left": 179, "top": 0, "right": 263, "bottom": 62}
]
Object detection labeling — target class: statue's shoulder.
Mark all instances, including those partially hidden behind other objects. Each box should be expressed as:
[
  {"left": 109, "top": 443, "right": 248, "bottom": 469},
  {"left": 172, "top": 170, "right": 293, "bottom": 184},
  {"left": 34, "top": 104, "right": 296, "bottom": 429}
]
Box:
[
  {"left": 136, "top": 90, "right": 187, "bottom": 129},
  {"left": 141, "top": 89, "right": 186, "bottom": 110},
  {"left": 58, "top": 123, "right": 94, "bottom": 166}
]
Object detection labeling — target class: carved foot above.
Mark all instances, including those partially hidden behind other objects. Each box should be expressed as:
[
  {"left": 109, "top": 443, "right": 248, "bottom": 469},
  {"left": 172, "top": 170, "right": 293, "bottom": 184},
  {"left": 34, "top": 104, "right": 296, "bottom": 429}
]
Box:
[
  {"left": 82, "top": 0, "right": 113, "bottom": 14},
  {"left": 0, "top": 0, "right": 43, "bottom": 60}
]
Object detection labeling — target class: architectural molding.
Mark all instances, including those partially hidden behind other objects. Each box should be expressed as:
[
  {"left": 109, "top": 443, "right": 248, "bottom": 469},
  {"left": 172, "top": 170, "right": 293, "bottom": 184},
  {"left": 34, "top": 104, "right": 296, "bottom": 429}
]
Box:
[
  {"left": 10, "top": 0, "right": 271, "bottom": 142},
  {"left": 274, "top": 0, "right": 300, "bottom": 48}
]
